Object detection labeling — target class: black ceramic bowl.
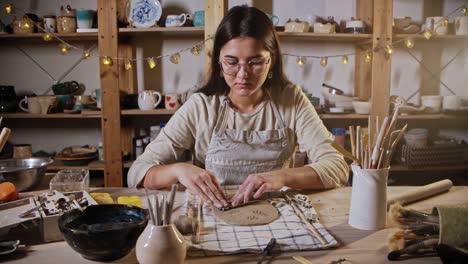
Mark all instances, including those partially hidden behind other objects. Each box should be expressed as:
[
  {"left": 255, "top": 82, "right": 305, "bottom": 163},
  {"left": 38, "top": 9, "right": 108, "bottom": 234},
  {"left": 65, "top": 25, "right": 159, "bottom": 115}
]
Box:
[{"left": 58, "top": 204, "right": 148, "bottom": 261}]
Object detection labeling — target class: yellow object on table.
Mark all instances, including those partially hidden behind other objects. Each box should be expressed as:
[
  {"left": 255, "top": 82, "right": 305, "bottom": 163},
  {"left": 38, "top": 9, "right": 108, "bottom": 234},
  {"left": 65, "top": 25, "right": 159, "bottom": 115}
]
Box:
[
  {"left": 90, "top": 192, "right": 114, "bottom": 204},
  {"left": 118, "top": 196, "right": 142, "bottom": 208}
]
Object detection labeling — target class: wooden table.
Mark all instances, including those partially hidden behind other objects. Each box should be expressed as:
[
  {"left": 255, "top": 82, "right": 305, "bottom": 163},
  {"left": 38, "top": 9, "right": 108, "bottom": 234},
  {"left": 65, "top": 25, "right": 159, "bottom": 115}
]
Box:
[{"left": 4, "top": 186, "right": 467, "bottom": 264}]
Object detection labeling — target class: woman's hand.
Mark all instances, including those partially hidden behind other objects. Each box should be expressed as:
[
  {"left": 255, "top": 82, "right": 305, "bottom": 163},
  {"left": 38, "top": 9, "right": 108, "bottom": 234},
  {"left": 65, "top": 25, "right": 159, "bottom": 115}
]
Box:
[
  {"left": 175, "top": 163, "right": 229, "bottom": 208},
  {"left": 230, "top": 170, "right": 286, "bottom": 207}
]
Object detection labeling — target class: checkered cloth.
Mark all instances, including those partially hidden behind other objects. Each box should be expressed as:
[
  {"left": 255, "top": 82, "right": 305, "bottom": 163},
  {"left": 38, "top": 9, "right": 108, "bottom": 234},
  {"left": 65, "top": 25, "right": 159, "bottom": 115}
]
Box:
[{"left": 184, "top": 189, "right": 338, "bottom": 257}]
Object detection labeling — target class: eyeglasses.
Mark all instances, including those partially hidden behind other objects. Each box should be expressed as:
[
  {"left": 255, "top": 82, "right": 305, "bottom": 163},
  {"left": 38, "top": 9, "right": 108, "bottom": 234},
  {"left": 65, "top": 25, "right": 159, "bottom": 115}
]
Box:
[{"left": 219, "top": 57, "right": 271, "bottom": 76}]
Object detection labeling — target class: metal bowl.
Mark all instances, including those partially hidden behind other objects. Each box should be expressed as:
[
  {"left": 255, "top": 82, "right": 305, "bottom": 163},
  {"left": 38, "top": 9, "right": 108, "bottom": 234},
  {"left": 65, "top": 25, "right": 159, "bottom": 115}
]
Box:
[{"left": 0, "top": 158, "right": 53, "bottom": 192}]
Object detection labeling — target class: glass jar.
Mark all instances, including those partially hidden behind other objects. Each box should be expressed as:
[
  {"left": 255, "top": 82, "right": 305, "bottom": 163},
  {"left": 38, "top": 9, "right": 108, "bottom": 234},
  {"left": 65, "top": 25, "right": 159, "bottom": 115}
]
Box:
[{"left": 332, "top": 128, "right": 346, "bottom": 148}]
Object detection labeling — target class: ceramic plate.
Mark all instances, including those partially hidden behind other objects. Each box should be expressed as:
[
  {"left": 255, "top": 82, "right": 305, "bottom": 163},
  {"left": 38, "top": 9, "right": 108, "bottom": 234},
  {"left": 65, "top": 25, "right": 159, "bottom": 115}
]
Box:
[{"left": 128, "top": 0, "right": 162, "bottom": 28}]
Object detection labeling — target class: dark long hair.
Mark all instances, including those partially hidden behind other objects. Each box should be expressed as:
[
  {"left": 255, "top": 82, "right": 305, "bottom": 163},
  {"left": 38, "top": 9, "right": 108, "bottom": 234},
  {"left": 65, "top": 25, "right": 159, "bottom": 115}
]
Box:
[{"left": 198, "top": 5, "right": 291, "bottom": 96}]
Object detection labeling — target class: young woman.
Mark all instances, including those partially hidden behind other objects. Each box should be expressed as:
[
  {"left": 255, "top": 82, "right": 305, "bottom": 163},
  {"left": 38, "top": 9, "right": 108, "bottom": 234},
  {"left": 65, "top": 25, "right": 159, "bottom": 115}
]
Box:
[{"left": 128, "top": 6, "right": 348, "bottom": 208}]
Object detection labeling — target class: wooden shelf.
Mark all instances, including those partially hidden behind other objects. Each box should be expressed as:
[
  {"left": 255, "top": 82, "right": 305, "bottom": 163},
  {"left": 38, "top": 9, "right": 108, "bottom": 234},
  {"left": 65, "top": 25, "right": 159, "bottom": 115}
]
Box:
[
  {"left": 391, "top": 164, "right": 468, "bottom": 171},
  {"left": 277, "top": 32, "right": 372, "bottom": 42},
  {"left": 399, "top": 114, "right": 467, "bottom": 120},
  {"left": 394, "top": 34, "right": 468, "bottom": 40},
  {"left": 47, "top": 160, "right": 134, "bottom": 171},
  {"left": 0, "top": 32, "right": 98, "bottom": 41},
  {"left": 121, "top": 109, "right": 177, "bottom": 115},
  {"left": 119, "top": 27, "right": 205, "bottom": 36},
  {"left": 320, "top": 113, "right": 369, "bottom": 119},
  {"left": 0, "top": 111, "right": 101, "bottom": 119}
]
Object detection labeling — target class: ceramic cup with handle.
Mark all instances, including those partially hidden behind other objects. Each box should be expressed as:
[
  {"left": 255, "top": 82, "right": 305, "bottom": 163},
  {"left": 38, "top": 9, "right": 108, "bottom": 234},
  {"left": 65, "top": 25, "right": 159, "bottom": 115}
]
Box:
[
  {"left": 138, "top": 91, "right": 162, "bottom": 110},
  {"left": 37, "top": 95, "right": 58, "bottom": 114},
  {"left": 454, "top": 16, "right": 468, "bottom": 35},
  {"left": 165, "top": 93, "right": 182, "bottom": 110},
  {"left": 165, "top": 14, "right": 187, "bottom": 27},
  {"left": 19, "top": 96, "right": 41, "bottom": 114},
  {"left": 424, "top": 16, "right": 448, "bottom": 35}
]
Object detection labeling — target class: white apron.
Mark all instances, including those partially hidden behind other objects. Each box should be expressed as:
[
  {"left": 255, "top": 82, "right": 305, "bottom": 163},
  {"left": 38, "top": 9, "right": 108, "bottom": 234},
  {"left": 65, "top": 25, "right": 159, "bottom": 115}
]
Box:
[{"left": 205, "top": 96, "right": 295, "bottom": 185}]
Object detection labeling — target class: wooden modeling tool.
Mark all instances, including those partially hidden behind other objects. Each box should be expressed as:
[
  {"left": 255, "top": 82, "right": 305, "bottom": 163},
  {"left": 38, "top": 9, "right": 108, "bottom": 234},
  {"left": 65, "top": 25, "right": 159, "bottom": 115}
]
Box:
[
  {"left": 284, "top": 193, "right": 327, "bottom": 245},
  {"left": 0, "top": 127, "right": 11, "bottom": 153},
  {"left": 331, "top": 141, "right": 359, "bottom": 164},
  {"left": 293, "top": 255, "right": 313, "bottom": 264}
]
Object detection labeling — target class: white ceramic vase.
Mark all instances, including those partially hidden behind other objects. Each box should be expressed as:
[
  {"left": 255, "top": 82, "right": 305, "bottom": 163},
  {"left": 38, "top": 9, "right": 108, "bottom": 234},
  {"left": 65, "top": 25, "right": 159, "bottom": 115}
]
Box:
[{"left": 136, "top": 223, "right": 186, "bottom": 264}]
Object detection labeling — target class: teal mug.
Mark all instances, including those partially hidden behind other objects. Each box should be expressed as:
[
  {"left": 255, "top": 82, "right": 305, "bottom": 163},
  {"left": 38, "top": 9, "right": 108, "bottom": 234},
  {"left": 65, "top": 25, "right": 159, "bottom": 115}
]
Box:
[
  {"left": 266, "top": 13, "right": 279, "bottom": 26},
  {"left": 194, "top": 10, "right": 205, "bottom": 27},
  {"left": 52, "top": 81, "right": 80, "bottom": 95},
  {"left": 56, "top": 94, "right": 76, "bottom": 112}
]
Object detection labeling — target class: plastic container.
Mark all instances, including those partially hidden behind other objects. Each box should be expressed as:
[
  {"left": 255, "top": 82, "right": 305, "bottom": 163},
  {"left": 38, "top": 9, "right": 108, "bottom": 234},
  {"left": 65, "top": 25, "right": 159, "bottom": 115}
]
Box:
[
  {"left": 404, "top": 128, "right": 428, "bottom": 148},
  {"left": 332, "top": 128, "right": 347, "bottom": 148},
  {"left": 49, "top": 169, "right": 90, "bottom": 192}
]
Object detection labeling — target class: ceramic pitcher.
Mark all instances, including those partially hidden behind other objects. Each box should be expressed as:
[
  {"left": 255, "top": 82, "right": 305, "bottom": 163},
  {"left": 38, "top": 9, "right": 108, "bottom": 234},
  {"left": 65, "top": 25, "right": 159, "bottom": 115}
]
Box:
[
  {"left": 136, "top": 224, "right": 186, "bottom": 264},
  {"left": 138, "top": 91, "right": 162, "bottom": 110}
]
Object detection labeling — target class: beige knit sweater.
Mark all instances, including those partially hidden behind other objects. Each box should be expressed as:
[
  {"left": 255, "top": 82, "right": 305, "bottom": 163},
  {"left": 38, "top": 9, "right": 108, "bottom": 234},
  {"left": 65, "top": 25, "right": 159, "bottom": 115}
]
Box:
[{"left": 127, "top": 85, "right": 349, "bottom": 188}]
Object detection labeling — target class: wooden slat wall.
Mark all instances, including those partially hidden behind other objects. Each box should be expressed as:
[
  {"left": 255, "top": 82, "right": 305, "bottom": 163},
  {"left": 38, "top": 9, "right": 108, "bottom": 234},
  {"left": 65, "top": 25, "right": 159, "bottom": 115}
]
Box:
[
  {"left": 98, "top": 0, "right": 123, "bottom": 187},
  {"left": 204, "top": 0, "right": 227, "bottom": 78},
  {"left": 370, "top": 0, "right": 393, "bottom": 144}
]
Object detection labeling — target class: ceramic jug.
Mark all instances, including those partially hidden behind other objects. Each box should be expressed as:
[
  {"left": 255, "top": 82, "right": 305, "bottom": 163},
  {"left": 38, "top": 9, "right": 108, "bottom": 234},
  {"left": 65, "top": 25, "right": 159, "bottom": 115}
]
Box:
[
  {"left": 138, "top": 91, "right": 162, "bottom": 110},
  {"left": 136, "top": 224, "right": 186, "bottom": 264}
]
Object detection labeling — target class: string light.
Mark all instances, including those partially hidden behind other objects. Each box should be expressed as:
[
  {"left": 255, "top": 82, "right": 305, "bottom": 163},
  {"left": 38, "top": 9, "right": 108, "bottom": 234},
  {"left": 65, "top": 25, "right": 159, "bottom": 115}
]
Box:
[
  {"left": 423, "top": 30, "right": 433, "bottom": 40},
  {"left": 170, "top": 53, "right": 181, "bottom": 64},
  {"left": 124, "top": 59, "right": 133, "bottom": 70},
  {"left": 60, "top": 43, "right": 70, "bottom": 55},
  {"left": 83, "top": 50, "right": 91, "bottom": 59},
  {"left": 442, "top": 18, "right": 449, "bottom": 27},
  {"left": 147, "top": 57, "right": 157, "bottom": 69},
  {"left": 296, "top": 56, "right": 306, "bottom": 66},
  {"left": 462, "top": 5, "right": 467, "bottom": 15},
  {"left": 5, "top": 3, "right": 12, "bottom": 14},
  {"left": 42, "top": 33, "right": 53, "bottom": 41},
  {"left": 102, "top": 56, "right": 113, "bottom": 65},
  {"left": 190, "top": 45, "right": 201, "bottom": 56},
  {"left": 385, "top": 45, "right": 393, "bottom": 55},
  {"left": 404, "top": 39, "right": 415, "bottom": 49},
  {"left": 22, "top": 21, "right": 31, "bottom": 29},
  {"left": 320, "top": 57, "right": 328, "bottom": 67},
  {"left": 365, "top": 51, "right": 372, "bottom": 63},
  {"left": 342, "top": 55, "right": 348, "bottom": 65}
]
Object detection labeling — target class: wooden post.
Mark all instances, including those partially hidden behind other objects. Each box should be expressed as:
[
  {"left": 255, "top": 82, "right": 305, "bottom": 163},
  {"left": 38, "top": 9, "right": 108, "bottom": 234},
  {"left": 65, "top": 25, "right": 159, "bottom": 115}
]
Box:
[
  {"left": 355, "top": 0, "right": 373, "bottom": 100},
  {"left": 370, "top": 0, "right": 393, "bottom": 145},
  {"left": 204, "top": 0, "right": 227, "bottom": 78},
  {"left": 98, "top": 0, "right": 123, "bottom": 187}
]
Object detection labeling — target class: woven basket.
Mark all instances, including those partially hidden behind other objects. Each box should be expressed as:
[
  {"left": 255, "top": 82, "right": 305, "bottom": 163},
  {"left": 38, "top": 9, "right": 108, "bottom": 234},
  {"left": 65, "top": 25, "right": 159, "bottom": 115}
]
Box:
[{"left": 400, "top": 144, "right": 468, "bottom": 168}]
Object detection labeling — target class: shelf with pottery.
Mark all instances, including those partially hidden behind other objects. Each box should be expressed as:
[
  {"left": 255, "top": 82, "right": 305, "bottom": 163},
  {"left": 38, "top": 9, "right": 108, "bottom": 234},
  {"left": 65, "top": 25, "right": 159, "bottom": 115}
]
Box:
[
  {"left": 0, "top": 32, "right": 98, "bottom": 41},
  {"left": 121, "top": 109, "right": 177, "bottom": 115},
  {"left": 390, "top": 164, "right": 468, "bottom": 172},
  {"left": 0, "top": 111, "right": 102, "bottom": 119},
  {"left": 118, "top": 27, "right": 205, "bottom": 36},
  {"left": 276, "top": 32, "right": 372, "bottom": 43}
]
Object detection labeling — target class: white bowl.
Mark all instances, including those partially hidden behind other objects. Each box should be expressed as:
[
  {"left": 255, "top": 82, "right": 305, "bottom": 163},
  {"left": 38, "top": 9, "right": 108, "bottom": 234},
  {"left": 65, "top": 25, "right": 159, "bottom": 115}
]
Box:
[{"left": 352, "top": 101, "right": 371, "bottom": 114}]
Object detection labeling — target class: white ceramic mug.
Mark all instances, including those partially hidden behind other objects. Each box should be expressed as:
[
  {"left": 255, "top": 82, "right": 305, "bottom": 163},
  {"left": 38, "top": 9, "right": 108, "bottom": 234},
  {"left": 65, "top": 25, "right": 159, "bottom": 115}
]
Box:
[
  {"left": 454, "top": 16, "right": 468, "bottom": 35},
  {"left": 43, "top": 16, "right": 56, "bottom": 33},
  {"left": 138, "top": 91, "right": 162, "bottom": 110},
  {"left": 442, "top": 96, "right": 462, "bottom": 110},
  {"left": 165, "top": 14, "right": 187, "bottom": 27},
  {"left": 19, "top": 97, "right": 41, "bottom": 114},
  {"left": 164, "top": 93, "right": 182, "bottom": 110},
  {"left": 421, "top": 95, "right": 442, "bottom": 113},
  {"left": 425, "top": 16, "right": 448, "bottom": 35}
]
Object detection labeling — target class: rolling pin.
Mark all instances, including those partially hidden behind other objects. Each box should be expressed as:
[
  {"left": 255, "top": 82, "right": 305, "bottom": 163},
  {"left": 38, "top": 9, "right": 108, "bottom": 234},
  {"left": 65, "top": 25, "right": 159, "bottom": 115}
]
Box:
[
  {"left": 0, "top": 127, "right": 11, "bottom": 153},
  {"left": 387, "top": 179, "right": 453, "bottom": 207}
]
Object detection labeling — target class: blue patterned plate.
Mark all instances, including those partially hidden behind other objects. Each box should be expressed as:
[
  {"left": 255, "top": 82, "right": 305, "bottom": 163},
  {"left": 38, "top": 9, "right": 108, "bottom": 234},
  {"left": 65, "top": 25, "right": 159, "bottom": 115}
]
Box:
[{"left": 128, "top": 0, "right": 162, "bottom": 28}]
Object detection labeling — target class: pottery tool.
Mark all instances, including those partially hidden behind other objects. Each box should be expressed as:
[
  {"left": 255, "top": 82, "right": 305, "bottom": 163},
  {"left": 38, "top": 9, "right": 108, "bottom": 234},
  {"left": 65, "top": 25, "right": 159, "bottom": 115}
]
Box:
[
  {"left": 348, "top": 126, "right": 356, "bottom": 158},
  {"left": 387, "top": 238, "right": 438, "bottom": 261},
  {"left": 0, "top": 127, "right": 11, "bottom": 153},
  {"left": 383, "top": 124, "right": 408, "bottom": 168},
  {"left": 292, "top": 255, "right": 313, "bottom": 264},
  {"left": 371, "top": 116, "right": 388, "bottom": 169},
  {"left": 195, "top": 198, "right": 203, "bottom": 243},
  {"left": 388, "top": 202, "right": 440, "bottom": 229},
  {"left": 153, "top": 194, "right": 160, "bottom": 226},
  {"left": 331, "top": 140, "right": 359, "bottom": 164},
  {"left": 378, "top": 108, "right": 400, "bottom": 168},
  {"left": 257, "top": 238, "right": 276, "bottom": 264},
  {"left": 284, "top": 193, "right": 327, "bottom": 245},
  {"left": 162, "top": 193, "right": 167, "bottom": 225},
  {"left": 387, "top": 179, "right": 453, "bottom": 207},
  {"left": 144, "top": 190, "right": 156, "bottom": 225}
]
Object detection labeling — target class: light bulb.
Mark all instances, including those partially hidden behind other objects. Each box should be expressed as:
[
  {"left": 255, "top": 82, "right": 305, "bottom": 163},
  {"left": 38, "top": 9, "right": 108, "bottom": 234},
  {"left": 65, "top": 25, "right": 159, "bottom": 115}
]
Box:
[
  {"left": 404, "top": 39, "right": 414, "bottom": 49},
  {"left": 296, "top": 56, "right": 306, "bottom": 67},
  {"left": 147, "top": 57, "right": 157, "bottom": 69},
  {"left": 124, "top": 59, "right": 132, "bottom": 70},
  {"left": 320, "top": 57, "right": 328, "bottom": 67},
  {"left": 342, "top": 55, "right": 348, "bottom": 65},
  {"left": 83, "top": 50, "right": 91, "bottom": 59},
  {"left": 5, "top": 3, "right": 12, "bottom": 14},
  {"left": 190, "top": 45, "right": 201, "bottom": 56},
  {"left": 102, "top": 56, "right": 113, "bottom": 65},
  {"left": 23, "top": 22, "right": 30, "bottom": 29},
  {"left": 462, "top": 5, "right": 467, "bottom": 16},
  {"left": 442, "top": 18, "right": 449, "bottom": 27},
  {"left": 385, "top": 45, "right": 393, "bottom": 55},
  {"left": 60, "top": 44, "right": 69, "bottom": 55},
  {"left": 423, "top": 30, "right": 432, "bottom": 40},
  {"left": 365, "top": 51, "right": 372, "bottom": 63},
  {"left": 42, "top": 33, "right": 53, "bottom": 41},
  {"left": 170, "top": 53, "right": 181, "bottom": 64}
]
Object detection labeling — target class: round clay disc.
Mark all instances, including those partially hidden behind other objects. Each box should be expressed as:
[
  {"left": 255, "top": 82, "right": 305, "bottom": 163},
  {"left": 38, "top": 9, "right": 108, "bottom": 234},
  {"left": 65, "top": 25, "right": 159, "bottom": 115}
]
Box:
[{"left": 212, "top": 201, "right": 279, "bottom": 226}]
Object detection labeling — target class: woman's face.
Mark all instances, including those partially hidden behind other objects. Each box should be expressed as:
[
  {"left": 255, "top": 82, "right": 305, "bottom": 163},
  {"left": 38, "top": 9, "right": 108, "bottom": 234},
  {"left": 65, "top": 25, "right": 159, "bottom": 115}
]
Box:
[{"left": 219, "top": 37, "right": 272, "bottom": 99}]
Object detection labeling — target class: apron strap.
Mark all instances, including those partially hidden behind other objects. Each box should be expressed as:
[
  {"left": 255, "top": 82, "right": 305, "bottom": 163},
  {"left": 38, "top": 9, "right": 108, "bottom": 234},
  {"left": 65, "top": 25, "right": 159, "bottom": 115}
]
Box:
[
  {"left": 265, "top": 89, "right": 287, "bottom": 129},
  {"left": 213, "top": 96, "right": 230, "bottom": 137}
]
